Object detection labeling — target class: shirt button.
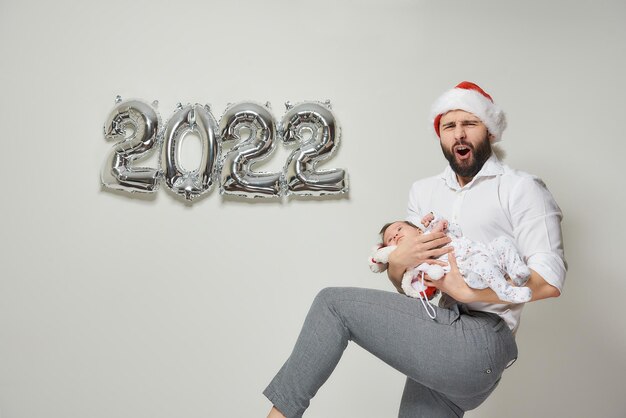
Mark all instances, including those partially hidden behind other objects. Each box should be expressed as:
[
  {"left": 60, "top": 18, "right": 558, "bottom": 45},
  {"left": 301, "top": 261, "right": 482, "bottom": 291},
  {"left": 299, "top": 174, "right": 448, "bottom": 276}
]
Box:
[{"left": 486, "top": 369, "right": 492, "bottom": 374}]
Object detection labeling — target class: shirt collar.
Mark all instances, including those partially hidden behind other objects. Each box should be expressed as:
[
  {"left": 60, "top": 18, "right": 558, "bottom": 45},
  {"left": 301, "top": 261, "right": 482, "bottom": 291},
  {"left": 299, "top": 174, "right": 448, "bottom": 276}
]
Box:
[{"left": 439, "top": 153, "right": 504, "bottom": 191}]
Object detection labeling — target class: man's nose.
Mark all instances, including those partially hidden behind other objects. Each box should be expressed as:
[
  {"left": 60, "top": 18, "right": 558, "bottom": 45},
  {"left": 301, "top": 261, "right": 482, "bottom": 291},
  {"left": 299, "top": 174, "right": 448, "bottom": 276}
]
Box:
[{"left": 454, "top": 125, "right": 466, "bottom": 139}]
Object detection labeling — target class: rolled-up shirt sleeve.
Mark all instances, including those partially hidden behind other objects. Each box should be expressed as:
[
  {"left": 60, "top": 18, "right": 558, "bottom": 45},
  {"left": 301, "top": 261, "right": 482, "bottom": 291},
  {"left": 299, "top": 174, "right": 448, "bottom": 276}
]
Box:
[{"left": 509, "top": 176, "right": 567, "bottom": 292}]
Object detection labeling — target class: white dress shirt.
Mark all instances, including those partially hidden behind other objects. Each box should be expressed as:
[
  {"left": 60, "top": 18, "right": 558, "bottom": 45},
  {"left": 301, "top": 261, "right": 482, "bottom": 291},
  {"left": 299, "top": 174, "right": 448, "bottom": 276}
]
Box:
[{"left": 407, "top": 154, "right": 567, "bottom": 333}]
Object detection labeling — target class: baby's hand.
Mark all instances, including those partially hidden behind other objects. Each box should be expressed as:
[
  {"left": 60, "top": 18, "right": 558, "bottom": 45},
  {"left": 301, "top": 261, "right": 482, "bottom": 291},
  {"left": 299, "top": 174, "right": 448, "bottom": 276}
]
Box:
[
  {"left": 430, "top": 219, "right": 449, "bottom": 233},
  {"left": 421, "top": 212, "right": 435, "bottom": 228}
]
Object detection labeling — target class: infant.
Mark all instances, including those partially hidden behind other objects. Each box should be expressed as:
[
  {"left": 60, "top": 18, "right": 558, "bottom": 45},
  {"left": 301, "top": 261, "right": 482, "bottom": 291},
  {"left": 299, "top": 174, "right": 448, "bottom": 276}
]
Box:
[{"left": 371, "top": 213, "right": 532, "bottom": 304}]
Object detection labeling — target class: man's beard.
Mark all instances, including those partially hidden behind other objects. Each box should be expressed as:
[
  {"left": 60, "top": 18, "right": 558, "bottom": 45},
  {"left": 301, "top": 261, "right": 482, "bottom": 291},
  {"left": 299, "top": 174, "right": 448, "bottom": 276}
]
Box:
[{"left": 441, "top": 137, "right": 492, "bottom": 179}]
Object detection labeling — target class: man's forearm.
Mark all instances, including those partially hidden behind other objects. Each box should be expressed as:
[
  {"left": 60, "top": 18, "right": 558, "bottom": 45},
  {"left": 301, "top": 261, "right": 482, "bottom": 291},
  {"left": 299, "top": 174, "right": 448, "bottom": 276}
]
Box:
[
  {"left": 462, "top": 269, "right": 560, "bottom": 304},
  {"left": 386, "top": 263, "right": 405, "bottom": 294},
  {"left": 525, "top": 269, "right": 561, "bottom": 301}
]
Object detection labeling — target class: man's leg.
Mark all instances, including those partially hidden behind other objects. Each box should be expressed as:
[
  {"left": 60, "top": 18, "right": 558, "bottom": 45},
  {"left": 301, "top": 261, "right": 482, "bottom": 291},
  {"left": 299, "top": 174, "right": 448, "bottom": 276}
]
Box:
[
  {"left": 263, "top": 287, "right": 502, "bottom": 418},
  {"left": 399, "top": 378, "right": 463, "bottom": 418}
]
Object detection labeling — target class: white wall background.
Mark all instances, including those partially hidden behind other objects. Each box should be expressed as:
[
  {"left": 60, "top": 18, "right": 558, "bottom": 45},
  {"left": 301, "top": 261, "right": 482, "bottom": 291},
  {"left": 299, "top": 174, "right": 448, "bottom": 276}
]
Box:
[{"left": 1, "top": 0, "right": 625, "bottom": 417}]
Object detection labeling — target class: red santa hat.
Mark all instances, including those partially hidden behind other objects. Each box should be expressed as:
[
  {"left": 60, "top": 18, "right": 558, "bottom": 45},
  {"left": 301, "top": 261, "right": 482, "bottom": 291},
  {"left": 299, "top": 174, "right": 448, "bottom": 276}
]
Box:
[{"left": 431, "top": 81, "right": 507, "bottom": 142}]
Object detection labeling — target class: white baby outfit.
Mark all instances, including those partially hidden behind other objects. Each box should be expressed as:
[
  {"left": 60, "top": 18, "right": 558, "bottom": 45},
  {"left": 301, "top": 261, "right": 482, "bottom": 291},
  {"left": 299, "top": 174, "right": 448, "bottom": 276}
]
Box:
[{"left": 425, "top": 216, "right": 532, "bottom": 304}]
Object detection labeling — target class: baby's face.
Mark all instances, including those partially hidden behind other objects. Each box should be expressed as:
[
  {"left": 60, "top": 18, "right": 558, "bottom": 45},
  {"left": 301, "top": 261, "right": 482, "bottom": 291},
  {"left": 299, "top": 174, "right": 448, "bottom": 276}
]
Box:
[{"left": 383, "top": 222, "right": 422, "bottom": 246}]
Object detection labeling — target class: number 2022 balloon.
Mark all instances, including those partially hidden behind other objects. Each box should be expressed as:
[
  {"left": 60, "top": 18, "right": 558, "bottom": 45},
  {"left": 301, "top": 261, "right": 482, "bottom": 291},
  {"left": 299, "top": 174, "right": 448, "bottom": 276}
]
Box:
[{"left": 100, "top": 97, "right": 349, "bottom": 201}]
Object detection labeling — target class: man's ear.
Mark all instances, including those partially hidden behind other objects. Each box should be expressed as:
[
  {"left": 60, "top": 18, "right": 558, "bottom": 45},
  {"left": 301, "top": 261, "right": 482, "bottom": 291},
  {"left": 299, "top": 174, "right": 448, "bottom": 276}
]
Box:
[{"left": 488, "top": 133, "right": 496, "bottom": 142}]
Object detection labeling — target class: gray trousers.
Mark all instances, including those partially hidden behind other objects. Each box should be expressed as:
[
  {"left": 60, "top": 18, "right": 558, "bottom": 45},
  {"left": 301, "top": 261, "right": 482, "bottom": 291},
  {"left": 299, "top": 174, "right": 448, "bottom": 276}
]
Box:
[{"left": 264, "top": 287, "right": 517, "bottom": 417}]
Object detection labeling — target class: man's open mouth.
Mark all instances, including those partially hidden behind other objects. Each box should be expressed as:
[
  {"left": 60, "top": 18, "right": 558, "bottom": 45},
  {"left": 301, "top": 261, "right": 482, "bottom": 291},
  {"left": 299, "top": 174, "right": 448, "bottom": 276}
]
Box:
[{"left": 455, "top": 145, "right": 471, "bottom": 157}]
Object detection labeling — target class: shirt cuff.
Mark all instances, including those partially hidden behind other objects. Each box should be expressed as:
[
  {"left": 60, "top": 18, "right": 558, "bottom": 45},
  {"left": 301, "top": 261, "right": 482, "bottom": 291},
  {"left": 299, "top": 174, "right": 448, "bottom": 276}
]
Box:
[{"left": 527, "top": 253, "right": 566, "bottom": 293}]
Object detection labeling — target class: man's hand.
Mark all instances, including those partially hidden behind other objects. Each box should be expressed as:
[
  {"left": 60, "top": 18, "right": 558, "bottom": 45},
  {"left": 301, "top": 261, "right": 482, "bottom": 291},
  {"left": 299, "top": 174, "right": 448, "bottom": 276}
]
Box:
[
  {"left": 423, "top": 251, "right": 473, "bottom": 302},
  {"left": 388, "top": 231, "right": 451, "bottom": 270},
  {"left": 386, "top": 231, "right": 452, "bottom": 292}
]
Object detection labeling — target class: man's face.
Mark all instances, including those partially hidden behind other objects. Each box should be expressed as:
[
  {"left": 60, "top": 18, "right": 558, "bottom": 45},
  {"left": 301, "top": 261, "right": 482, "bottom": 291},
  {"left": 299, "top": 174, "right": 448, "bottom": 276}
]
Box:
[
  {"left": 383, "top": 222, "right": 422, "bottom": 246},
  {"left": 438, "top": 110, "right": 492, "bottom": 182}
]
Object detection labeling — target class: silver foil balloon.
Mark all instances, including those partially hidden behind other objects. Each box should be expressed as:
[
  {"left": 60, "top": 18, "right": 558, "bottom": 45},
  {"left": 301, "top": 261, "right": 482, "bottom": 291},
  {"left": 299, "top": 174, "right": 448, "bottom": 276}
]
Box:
[
  {"left": 280, "top": 101, "right": 348, "bottom": 196},
  {"left": 101, "top": 97, "right": 161, "bottom": 193},
  {"left": 161, "top": 104, "right": 219, "bottom": 201},
  {"left": 219, "top": 102, "right": 281, "bottom": 198}
]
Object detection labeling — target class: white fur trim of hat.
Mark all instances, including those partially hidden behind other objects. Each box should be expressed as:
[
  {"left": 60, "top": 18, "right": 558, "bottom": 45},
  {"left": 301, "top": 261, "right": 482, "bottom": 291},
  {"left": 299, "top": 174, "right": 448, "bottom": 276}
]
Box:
[{"left": 430, "top": 81, "right": 507, "bottom": 143}]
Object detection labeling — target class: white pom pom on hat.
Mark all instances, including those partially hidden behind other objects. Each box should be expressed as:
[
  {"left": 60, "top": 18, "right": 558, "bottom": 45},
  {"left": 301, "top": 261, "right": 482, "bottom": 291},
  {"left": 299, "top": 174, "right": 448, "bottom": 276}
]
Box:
[{"left": 431, "top": 81, "right": 507, "bottom": 142}]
